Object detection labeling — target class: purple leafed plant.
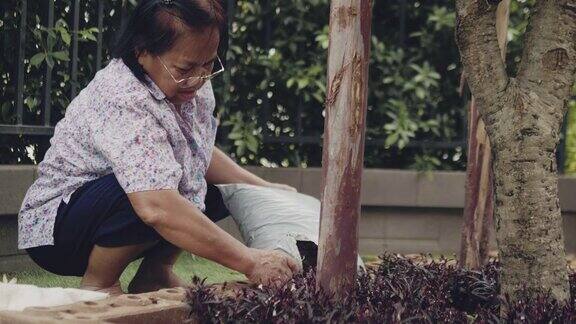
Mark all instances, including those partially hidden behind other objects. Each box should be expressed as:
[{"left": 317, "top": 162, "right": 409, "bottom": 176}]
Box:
[{"left": 187, "top": 254, "right": 576, "bottom": 323}]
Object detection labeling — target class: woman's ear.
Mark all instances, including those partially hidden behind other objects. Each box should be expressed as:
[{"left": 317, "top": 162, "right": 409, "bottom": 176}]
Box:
[{"left": 136, "top": 49, "right": 150, "bottom": 66}]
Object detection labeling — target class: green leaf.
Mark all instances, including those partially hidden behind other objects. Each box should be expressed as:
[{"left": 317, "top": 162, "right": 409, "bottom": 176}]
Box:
[
  {"left": 246, "top": 135, "right": 259, "bottom": 153},
  {"left": 25, "top": 97, "right": 38, "bottom": 110},
  {"left": 80, "top": 31, "right": 97, "bottom": 42},
  {"left": 228, "top": 132, "right": 243, "bottom": 140},
  {"left": 236, "top": 144, "right": 245, "bottom": 157},
  {"left": 415, "top": 88, "right": 426, "bottom": 100},
  {"left": 382, "top": 77, "right": 394, "bottom": 84},
  {"left": 85, "top": 34, "right": 97, "bottom": 42},
  {"left": 297, "top": 78, "right": 309, "bottom": 89},
  {"left": 51, "top": 51, "right": 70, "bottom": 61},
  {"left": 30, "top": 53, "right": 46, "bottom": 67},
  {"left": 385, "top": 133, "right": 398, "bottom": 147},
  {"left": 55, "top": 19, "right": 67, "bottom": 29},
  {"left": 398, "top": 139, "right": 407, "bottom": 150},
  {"left": 60, "top": 29, "right": 71, "bottom": 46}
]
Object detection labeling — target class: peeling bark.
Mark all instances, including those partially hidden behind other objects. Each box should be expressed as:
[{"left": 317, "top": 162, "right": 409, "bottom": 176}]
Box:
[
  {"left": 460, "top": 97, "right": 495, "bottom": 269},
  {"left": 459, "top": 0, "right": 509, "bottom": 270},
  {"left": 316, "top": 0, "right": 372, "bottom": 296},
  {"left": 456, "top": 0, "right": 576, "bottom": 301}
]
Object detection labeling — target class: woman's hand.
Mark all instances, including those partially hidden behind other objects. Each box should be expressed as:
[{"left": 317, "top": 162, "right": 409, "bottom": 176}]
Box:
[
  {"left": 262, "top": 181, "right": 297, "bottom": 192},
  {"left": 244, "top": 248, "right": 301, "bottom": 287}
]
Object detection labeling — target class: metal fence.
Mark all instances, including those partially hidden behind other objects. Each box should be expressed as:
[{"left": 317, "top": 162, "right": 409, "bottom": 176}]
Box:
[
  {"left": 0, "top": 0, "right": 123, "bottom": 136},
  {"left": 0, "top": 0, "right": 567, "bottom": 170},
  {"left": 247, "top": 0, "right": 467, "bottom": 152}
]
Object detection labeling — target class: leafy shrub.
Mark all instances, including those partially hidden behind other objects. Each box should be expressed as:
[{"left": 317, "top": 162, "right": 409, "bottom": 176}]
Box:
[
  {"left": 220, "top": 0, "right": 466, "bottom": 171},
  {"left": 3, "top": 0, "right": 572, "bottom": 172},
  {"left": 187, "top": 254, "right": 576, "bottom": 323},
  {"left": 564, "top": 100, "right": 576, "bottom": 174}
]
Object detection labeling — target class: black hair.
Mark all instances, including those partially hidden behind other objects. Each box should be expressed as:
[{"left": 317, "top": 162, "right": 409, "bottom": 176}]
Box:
[{"left": 112, "top": 0, "right": 225, "bottom": 83}]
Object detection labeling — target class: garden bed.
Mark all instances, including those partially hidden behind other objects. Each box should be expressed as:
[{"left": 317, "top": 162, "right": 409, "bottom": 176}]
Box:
[
  {"left": 4, "top": 254, "right": 576, "bottom": 323},
  {"left": 187, "top": 254, "right": 576, "bottom": 323}
]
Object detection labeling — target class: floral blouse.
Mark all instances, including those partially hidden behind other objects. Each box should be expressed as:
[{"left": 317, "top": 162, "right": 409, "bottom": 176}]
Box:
[{"left": 18, "top": 59, "right": 218, "bottom": 249}]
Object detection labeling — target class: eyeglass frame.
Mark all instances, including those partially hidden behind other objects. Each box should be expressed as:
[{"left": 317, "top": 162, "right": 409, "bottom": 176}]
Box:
[{"left": 157, "top": 54, "right": 225, "bottom": 89}]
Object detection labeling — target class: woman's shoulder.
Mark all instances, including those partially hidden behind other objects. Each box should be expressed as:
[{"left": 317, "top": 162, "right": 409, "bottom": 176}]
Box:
[
  {"left": 63, "top": 75, "right": 158, "bottom": 137},
  {"left": 91, "top": 59, "right": 151, "bottom": 103}
]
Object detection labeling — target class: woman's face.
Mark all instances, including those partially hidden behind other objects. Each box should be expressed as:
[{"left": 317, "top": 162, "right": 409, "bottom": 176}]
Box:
[{"left": 138, "top": 25, "right": 220, "bottom": 106}]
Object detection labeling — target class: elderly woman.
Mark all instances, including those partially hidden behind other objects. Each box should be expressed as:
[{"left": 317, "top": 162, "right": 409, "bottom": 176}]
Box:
[{"left": 18, "top": 0, "right": 299, "bottom": 295}]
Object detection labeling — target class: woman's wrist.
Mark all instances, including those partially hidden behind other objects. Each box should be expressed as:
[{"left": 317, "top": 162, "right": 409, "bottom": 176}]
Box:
[{"left": 236, "top": 247, "right": 257, "bottom": 275}]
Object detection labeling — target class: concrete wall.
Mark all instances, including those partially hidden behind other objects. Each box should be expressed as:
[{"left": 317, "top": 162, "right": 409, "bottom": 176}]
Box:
[
  {"left": 241, "top": 167, "right": 576, "bottom": 255},
  {"left": 0, "top": 166, "right": 42, "bottom": 272},
  {"left": 2, "top": 165, "right": 576, "bottom": 272}
]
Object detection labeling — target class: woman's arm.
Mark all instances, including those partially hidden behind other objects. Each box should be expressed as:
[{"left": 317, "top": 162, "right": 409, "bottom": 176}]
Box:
[
  {"left": 205, "top": 147, "right": 267, "bottom": 186},
  {"left": 127, "top": 189, "right": 299, "bottom": 284},
  {"left": 206, "top": 147, "right": 296, "bottom": 191}
]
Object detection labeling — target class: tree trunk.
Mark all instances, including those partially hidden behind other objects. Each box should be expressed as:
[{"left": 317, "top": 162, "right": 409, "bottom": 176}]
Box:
[
  {"left": 493, "top": 125, "right": 568, "bottom": 300},
  {"left": 459, "top": 0, "right": 509, "bottom": 270},
  {"left": 316, "top": 0, "right": 372, "bottom": 296},
  {"left": 455, "top": 0, "right": 576, "bottom": 301}
]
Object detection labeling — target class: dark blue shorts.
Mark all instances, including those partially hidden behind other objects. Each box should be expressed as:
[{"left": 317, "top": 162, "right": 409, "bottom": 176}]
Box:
[{"left": 26, "top": 173, "right": 230, "bottom": 276}]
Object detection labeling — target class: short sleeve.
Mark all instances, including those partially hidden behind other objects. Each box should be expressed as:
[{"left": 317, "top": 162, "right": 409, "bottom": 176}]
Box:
[{"left": 92, "top": 103, "right": 183, "bottom": 193}]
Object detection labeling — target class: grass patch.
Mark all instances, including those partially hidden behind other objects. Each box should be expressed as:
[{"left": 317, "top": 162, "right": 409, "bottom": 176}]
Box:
[
  {"left": 8, "top": 254, "right": 377, "bottom": 291},
  {"left": 6, "top": 252, "right": 245, "bottom": 291}
]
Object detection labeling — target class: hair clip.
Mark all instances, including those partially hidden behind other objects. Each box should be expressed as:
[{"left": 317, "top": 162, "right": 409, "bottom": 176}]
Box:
[{"left": 162, "top": 0, "right": 175, "bottom": 5}]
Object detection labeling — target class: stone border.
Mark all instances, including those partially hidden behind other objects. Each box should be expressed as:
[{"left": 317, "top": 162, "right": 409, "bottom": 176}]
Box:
[
  {"left": 0, "top": 287, "right": 191, "bottom": 323},
  {"left": 3, "top": 166, "right": 576, "bottom": 269},
  {"left": 3, "top": 165, "right": 576, "bottom": 214},
  {"left": 244, "top": 166, "right": 576, "bottom": 211},
  {"left": 0, "top": 166, "right": 36, "bottom": 216}
]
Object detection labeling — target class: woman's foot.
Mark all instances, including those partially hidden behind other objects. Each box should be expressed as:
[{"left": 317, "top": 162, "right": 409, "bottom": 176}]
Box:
[
  {"left": 127, "top": 263, "right": 187, "bottom": 294},
  {"left": 80, "top": 280, "right": 124, "bottom": 296}
]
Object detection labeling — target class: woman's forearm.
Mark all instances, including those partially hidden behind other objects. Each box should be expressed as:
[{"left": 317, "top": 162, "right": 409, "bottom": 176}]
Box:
[
  {"left": 135, "top": 190, "right": 255, "bottom": 274},
  {"left": 205, "top": 147, "right": 268, "bottom": 186}
]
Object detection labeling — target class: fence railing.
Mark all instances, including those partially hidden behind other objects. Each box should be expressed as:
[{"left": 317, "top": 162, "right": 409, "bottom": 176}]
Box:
[
  {"left": 0, "top": 0, "right": 567, "bottom": 171},
  {"left": 1, "top": 0, "right": 129, "bottom": 135}
]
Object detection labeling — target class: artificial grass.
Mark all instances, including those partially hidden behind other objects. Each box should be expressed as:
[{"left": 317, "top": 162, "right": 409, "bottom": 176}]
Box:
[
  {"left": 6, "top": 254, "right": 378, "bottom": 291},
  {"left": 6, "top": 252, "right": 245, "bottom": 291}
]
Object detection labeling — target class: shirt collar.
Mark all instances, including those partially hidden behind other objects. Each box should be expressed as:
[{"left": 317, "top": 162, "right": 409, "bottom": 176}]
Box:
[{"left": 143, "top": 74, "right": 167, "bottom": 101}]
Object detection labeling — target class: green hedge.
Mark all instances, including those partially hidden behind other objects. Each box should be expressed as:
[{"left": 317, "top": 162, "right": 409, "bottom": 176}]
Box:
[{"left": 2, "top": 0, "right": 572, "bottom": 172}]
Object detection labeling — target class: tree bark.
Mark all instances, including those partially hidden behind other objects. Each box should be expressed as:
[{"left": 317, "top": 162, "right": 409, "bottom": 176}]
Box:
[
  {"left": 456, "top": 0, "right": 576, "bottom": 301},
  {"left": 459, "top": 0, "right": 509, "bottom": 270},
  {"left": 316, "top": 0, "right": 372, "bottom": 296},
  {"left": 459, "top": 96, "right": 495, "bottom": 269}
]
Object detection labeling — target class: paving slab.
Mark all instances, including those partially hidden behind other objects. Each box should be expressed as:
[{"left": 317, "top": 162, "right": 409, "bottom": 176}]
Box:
[{"left": 0, "top": 281, "right": 255, "bottom": 324}]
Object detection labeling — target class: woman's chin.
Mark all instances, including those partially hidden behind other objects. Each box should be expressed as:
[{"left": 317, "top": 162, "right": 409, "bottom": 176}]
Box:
[
  {"left": 178, "top": 90, "right": 197, "bottom": 102},
  {"left": 170, "top": 91, "right": 197, "bottom": 105}
]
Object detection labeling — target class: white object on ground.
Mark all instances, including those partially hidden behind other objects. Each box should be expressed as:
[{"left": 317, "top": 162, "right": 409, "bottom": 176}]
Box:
[
  {"left": 2, "top": 274, "right": 17, "bottom": 284},
  {"left": 216, "top": 183, "right": 365, "bottom": 271},
  {"left": 0, "top": 282, "right": 108, "bottom": 311}
]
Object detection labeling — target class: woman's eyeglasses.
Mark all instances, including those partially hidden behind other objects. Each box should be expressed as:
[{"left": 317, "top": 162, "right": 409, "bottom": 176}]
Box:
[{"left": 157, "top": 55, "right": 225, "bottom": 89}]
